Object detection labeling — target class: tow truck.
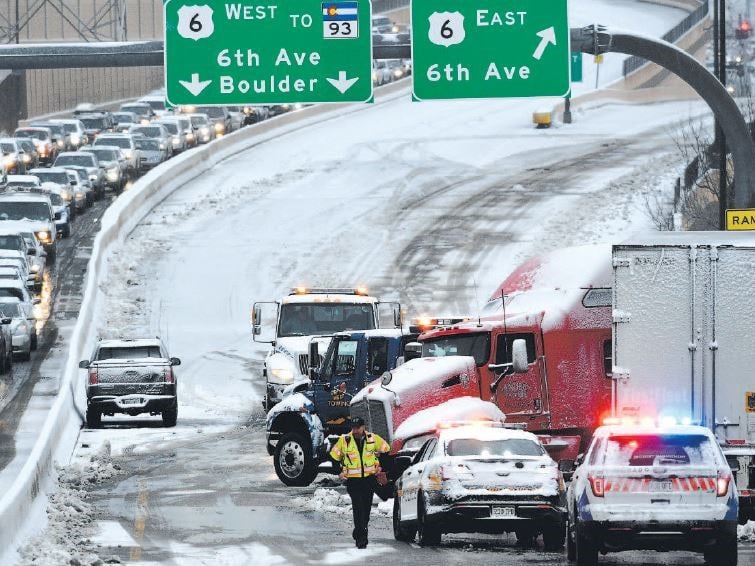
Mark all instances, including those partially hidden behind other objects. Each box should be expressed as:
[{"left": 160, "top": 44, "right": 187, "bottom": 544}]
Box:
[
  {"left": 265, "top": 328, "right": 415, "bottom": 486},
  {"left": 252, "top": 287, "right": 401, "bottom": 411}
]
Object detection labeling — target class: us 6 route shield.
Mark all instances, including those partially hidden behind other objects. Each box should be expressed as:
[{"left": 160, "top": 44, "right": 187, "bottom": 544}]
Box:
[
  {"left": 411, "top": 0, "right": 570, "bottom": 100},
  {"left": 164, "top": 0, "right": 373, "bottom": 106}
]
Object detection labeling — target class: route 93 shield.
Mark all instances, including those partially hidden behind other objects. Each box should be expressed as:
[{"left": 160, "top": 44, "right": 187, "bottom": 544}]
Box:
[
  {"left": 427, "top": 11, "right": 465, "bottom": 47},
  {"left": 177, "top": 5, "right": 215, "bottom": 41}
]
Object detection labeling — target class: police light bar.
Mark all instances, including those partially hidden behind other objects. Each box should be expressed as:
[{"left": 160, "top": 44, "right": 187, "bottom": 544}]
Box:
[
  {"left": 436, "top": 420, "right": 527, "bottom": 431},
  {"left": 289, "top": 287, "right": 370, "bottom": 296},
  {"left": 410, "top": 316, "right": 472, "bottom": 333},
  {"left": 602, "top": 416, "right": 695, "bottom": 427}
]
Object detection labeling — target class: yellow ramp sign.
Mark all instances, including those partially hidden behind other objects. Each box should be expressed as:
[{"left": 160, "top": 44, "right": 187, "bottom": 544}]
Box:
[{"left": 726, "top": 209, "right": 755, "bottom": 230}]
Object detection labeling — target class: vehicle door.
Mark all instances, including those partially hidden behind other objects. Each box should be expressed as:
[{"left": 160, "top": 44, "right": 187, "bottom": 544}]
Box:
[
  {"left": 363, "top": 336, "right": 390, "bottom": 388},
  {"left": 314, "top": 337, "right": 360, "bottom": 430},
  {"left": 491, "top": 331, "right": 549, "bottom": 430},
  {"left": 401, "top": 438, "right": 436, "bottom": 520}
]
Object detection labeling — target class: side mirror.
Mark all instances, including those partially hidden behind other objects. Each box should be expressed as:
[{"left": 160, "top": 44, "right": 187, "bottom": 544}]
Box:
[
  {"left": 169, "top": 357, "right": 181, "bottom": 366},
  {"left": 79, "top": 359, "right": 90, "bottom": 368},
  {"left": 70, "top": 180, "right": 77, "bottom": 186},
  {"left": 575, "top": 453, "right": 585, "bottom": 467},
  {"left": 558, "top": 459, "right": 576, "bottom": 474},
  {"left": 27, "top": 248, "right": 36, "bottom": 256},
  {"left": 54, "top": 212, "right": 62, "bottom": 221},
  {"left": 1, "top": 317, "right": 11, "bottom": 325},
  {"left": 252, "top": 304, "right": 262, "bottom": 336},
  {"left": 403, "top": 342, "right": 422, "bottom": 362},
  {"left": 727, "top": 457, "right": 742, "bottom": 472},
  {"left": 511, "top": 338, "right": 529, "bottom": 373},
  {"left": 393, "top": 306, "right": 402, "bottom": 328},
  {"left": 395, "top": 455, "right": 413, "bottom": 474},
  {"left": 381, "top": 371, "right": 393, "bottom": 386}
]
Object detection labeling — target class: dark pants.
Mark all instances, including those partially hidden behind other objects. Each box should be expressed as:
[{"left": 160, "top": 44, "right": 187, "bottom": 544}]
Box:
[{"left": 346, "top": 476, "right": 376, "bottom": 546}]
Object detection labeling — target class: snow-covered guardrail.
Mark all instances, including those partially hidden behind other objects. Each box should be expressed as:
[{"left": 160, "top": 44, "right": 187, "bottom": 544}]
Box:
[{"left": 0, "top": 77, "right": 411, "bottom": 563}]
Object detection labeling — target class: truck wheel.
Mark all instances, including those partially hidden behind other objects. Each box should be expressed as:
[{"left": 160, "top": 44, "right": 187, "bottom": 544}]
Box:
[
  {"left": 542, "top": 518, "right": 566, "bottom": 551},
  {"left": 86, "top": 406, "right": 102, "bottom": 428},
  {"left": 393, "top": 490, "right": 416, "bottom": 542},
  {"left": 162, "top": 405, "right": 178, "bottom": 427},
  {"left": 274, "top": 432, "right": 316, "bottom": 486},
  {"left": 706, "top": 529, "right": 738, "bottom": 566},
  {"left": 417, "top": 493, "right": 441, "bottom": 547},
  {"left": 575, "top": 523, "right": 599, "bottom": 566},
  {"left": 567, "top": 520, "right": 577, "bottom": 561}
]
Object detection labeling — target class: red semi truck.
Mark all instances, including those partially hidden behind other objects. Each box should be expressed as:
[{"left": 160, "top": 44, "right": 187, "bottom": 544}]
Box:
[{"left": 351, "top": 245, "right": 614, "bottom": 464}]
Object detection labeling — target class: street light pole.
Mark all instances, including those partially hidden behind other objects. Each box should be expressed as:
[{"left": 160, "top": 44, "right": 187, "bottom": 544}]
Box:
[{"left": 718, "top": 0, "right": 728, "bottom": 230}]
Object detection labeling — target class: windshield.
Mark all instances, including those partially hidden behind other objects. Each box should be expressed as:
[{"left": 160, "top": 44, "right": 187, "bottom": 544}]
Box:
[
  {"left": 85, "top": 149, "right": 117, "bottom": 161},
  {"left": 121, "top": 105, "right": 148, "bottom": 115},
  {"left": 278, "top": 303, "right": 375, "bottom": 337},
  {"left": 15, "top": 129, "right": 48, "bottom": 140},
  {"left": 143, "top": 99, "right": 165, "bottom": 111},
  {"left": 7, "top": 181, "right": 38, "bottom": 188},
  {"left": 55, "top": 155, "right": 93, "bottom": 167},
  {"left": 35, "top": 171, "right": 69, "bottom": 184},
  {"left": 0, "top": 202, "right": 50, "bottom": 222},
  {"left": 97, "top": 346, "right": 162, "bottom": 359},
  {"left": 16, "top": 140, "right": 33, "bottom": 152},
  {"left": 48, "top": 193, "right": 63, "bottom": 206},
  {"left": 1, "top": 143, "right": 15, "bottom": 153},
  {"left": 0, "top": 235, "right": 23, "bottom": 251},
  {"left": 0, "top": 302, "right": 20, "bottom": 317},
  {"left": 599, "top": 434, "right": 719, "bottom": 467},
  {"left": 132, "top": 127, "right": 162, "bottom": 138},
  {"left": 421, "top": 333, "right": 491, "bottom": 366},
  {"left": 95, "top": 138, "right": 130, "bottom": 149},
  {"left": 191, "top": 116, "right": 208, "bottom": 127},
  {"left": 60, "top": 123, "right": 78, "bottom": 133},
  {"left": 112, "top": 114, "right": 132, "bottom": 124},
  {"left": 199, "top": 107, "right": 224, "bottom": 118},
  {"left": 136, "top": 139, "right": 159, "bottom": 151},
  {"left": 446, "top": 438, "right": 545, "bottom": 458},
  {"left": 35, "top": 124, "right": 63, "bottom": 136},
  {"left": 161, "top": 122, "right": 179, "bottom": 134},
  {"left": 79, "top": 117, "right": 107, "bottom": 129}
]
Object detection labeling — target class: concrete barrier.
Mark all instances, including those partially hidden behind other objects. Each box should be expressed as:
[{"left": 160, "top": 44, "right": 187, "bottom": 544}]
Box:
[{"left": 0, "top": 78, "right": 410, "bottom": 564}]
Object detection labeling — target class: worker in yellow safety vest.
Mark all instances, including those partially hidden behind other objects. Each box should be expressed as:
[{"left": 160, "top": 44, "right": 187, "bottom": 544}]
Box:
[{"left": 330, "top": 416, "right": 390, "bottom": 548}]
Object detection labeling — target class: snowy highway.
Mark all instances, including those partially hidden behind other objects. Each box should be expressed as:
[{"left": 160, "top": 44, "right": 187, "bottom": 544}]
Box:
[{"left": 18, "top": 86, "right": 749, "bottom": 565}]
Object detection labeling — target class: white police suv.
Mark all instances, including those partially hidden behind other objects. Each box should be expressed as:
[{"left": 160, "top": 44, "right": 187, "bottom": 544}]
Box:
[{"left": 567, "top": 419, "right": 738, "bottom": 566}]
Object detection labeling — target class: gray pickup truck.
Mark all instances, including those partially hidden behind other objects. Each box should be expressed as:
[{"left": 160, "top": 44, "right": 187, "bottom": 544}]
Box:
[{"left": 79, "top": 338, "right": 181, "bottom": 428}]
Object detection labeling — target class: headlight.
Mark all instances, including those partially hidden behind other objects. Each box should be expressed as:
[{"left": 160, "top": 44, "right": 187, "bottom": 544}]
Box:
[
  {"left": 140, "top": 119, "right": 150, "bottom": 125},
  {"left": 35, "top": 231, "right": 50, "bottom": 243},
  {"left": 394, "top": 69, "right": 403, "bottom": 78},
  {"left": 106, "top": 168, "right": 119, "bottom": 181},
  {"left": 30, "top": 264, "right": 40, "bottom": 273},
  {"left": 123, "top": 149, "right": 133, "bottom": 160},
  {"left": 269, "top": 367, "right": 294, "bottom": 383},
  {"left": 70, "top": 133, "right": 80, "bottom": 145},
  {"left": 186, "top": 132, "right": 195, "bottom": 141},
  {"left": 200, "top": 127, "right": 209, "bottom": 136},
  {"left": 267, "top": 355, "right": 298, "bottom": 384},
  {"left": 3, "top": 156, "right": 14, "bottom": 168},
  {"left": 172, "top": 136, "right": 181, "bottom": 146},
  {"left": 372, "top": 72, "right": 378, "bottom": 81},
  {"left": 159, "top": 141, "right": 166, "bottom": 149},
  {"left": 21, "top": 154, "right": 31, "bottom": 164},
  {"left": 75, "top": 192, "right": 85, "bottom": 201},
  {"left": 56, "top": 140, "right": 64, "bottom": 148},
  {"left": 214, "top": 123, "right": 225, "bottom": 133},
  {"left": 61, "top": 190, "right": 72, "bottom": 202},
  {"left": 89, "top": 174, "right": 97, "bottom": 181}
]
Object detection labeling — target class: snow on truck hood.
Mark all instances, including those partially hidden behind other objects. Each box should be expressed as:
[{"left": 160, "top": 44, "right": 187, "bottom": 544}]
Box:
[
  {"left": 273, "top": 335, "right": 332, "bottom": 360},
  {"left": 394, "top": 397, "right": 505, "bottom": 441},
  {"left": 351, "top": 356, "right": 478, "bottom": 405}
]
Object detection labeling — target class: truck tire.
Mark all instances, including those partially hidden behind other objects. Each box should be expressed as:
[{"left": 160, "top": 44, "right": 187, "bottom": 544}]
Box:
[
  {"left": 86, "top": 406, "right": 101, "bottom": 428},
  {"left": 393, "top": 490, "right": 416, "bottom": 542},
  {"left": 162, "top": 406, "right": 178, "bottom": 427},
  {"left": 706, "top": 529, "right": 738, "bottom": 566},
  {"left": 542, "top": 517, "right": 566, "bottom": 551},
  {"left": 417, "top": 493, "right": 441, "bottom": 547},
  {"left": 575, "top": 523, "right": 599, "bottom": 566},
  {"left": 274, "top": 432, "right": 316, "bottom": 486}
]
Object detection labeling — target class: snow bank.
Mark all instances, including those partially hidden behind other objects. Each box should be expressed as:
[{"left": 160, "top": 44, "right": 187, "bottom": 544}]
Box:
[
  {"left": 738, "top": 521, "right": 755, "bottom": 541},
  {"left": 394, "top": 397, "right": 505, "bottom": 441},
  {"left": 0, "top": 80, "right": 412, "bottom": 564},
  {"left": 292, "top": 487, "right": 394, "bottom": 518}
]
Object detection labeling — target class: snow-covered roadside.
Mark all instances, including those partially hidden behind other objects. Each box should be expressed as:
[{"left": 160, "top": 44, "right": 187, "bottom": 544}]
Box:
[
  {"left": 17, "top": 443, "right": 122, "bottom": 566},
  {"left": 292, "top": 487, "right": 394, "bottom": 518}
]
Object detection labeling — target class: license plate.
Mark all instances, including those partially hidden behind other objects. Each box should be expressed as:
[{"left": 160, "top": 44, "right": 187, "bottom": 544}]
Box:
[
  {"left": 650, "top": 480, "right": 674, "bottom": 492},
  {"left": 491, "top": 506, "right": 515, "bottom": 517},
  {"left": 121, "top": 397, "right": 143, "bottom": 405}
]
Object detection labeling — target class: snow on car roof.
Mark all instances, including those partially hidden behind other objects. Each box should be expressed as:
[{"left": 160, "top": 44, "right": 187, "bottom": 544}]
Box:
[
  {"left": 619, "top": 231, "right": 755, "bottom": 247},
  {"left": 438, "top": 423, "right": 540, "bottom": 444},
  {"left": 594, "top": 424, "right": 715, "bottom": 437},
  {"left": 96, "top": 338, "right": 162, "bottom": 348},
  {"left": 395, "top": 397, "right": 506, "bottom": 441}
]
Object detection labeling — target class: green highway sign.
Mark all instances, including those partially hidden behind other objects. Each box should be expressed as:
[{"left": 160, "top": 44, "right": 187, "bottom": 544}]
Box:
[
  {"left": 164, "top": 0, "right": 373, "bottom": 105},
  {"left": 411, "top": 0, "right": 570, "bottom": 100},
  {"left": 571, "top": 52, "right": 583, "bottom": 82}
]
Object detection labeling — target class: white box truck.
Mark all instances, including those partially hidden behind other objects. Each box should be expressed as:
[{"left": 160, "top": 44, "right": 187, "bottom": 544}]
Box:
[{"left": 612, "top": 232, "right": 755, "bottom": 522}]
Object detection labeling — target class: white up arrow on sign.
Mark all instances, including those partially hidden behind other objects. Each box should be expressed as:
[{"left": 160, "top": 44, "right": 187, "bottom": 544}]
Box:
[
  {"left": 532, "top": 27, "right": 557, "bottom": 61},
  {"left": 326, "top": 71, "right": 359, "bottom": 94},
  {"left": 179, "top": 73, "right": 212, "bottom": 96}
]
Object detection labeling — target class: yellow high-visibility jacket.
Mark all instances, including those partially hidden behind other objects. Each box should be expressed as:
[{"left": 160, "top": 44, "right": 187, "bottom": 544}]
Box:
[{"left": 330, "top": 432, "right": 390, "bottom": 478}]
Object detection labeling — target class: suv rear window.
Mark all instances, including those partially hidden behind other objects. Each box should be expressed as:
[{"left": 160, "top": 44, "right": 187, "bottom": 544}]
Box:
[
  {"left": 600, "top": 434, "right": 719, "bottom": 467},
  {"left": 97, "top": 346, "right": 162, "bottom": 359},
  {"left": 446, "top": 438, "right": 544, "bottom": 457}
]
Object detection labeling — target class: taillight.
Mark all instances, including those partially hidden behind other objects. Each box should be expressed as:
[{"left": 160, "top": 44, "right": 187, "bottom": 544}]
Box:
[
  {"left": 164, "top": 367, "right": 174, "bottom": 384},
  {"left": 88, "top": 369, "right": 97, "bottom": 385},
  {"left": 588, "top": 475, "right": 605, "bottom": 497},
  {"left": 717, "top": 473, "right": 731, "bottom": 497}
]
